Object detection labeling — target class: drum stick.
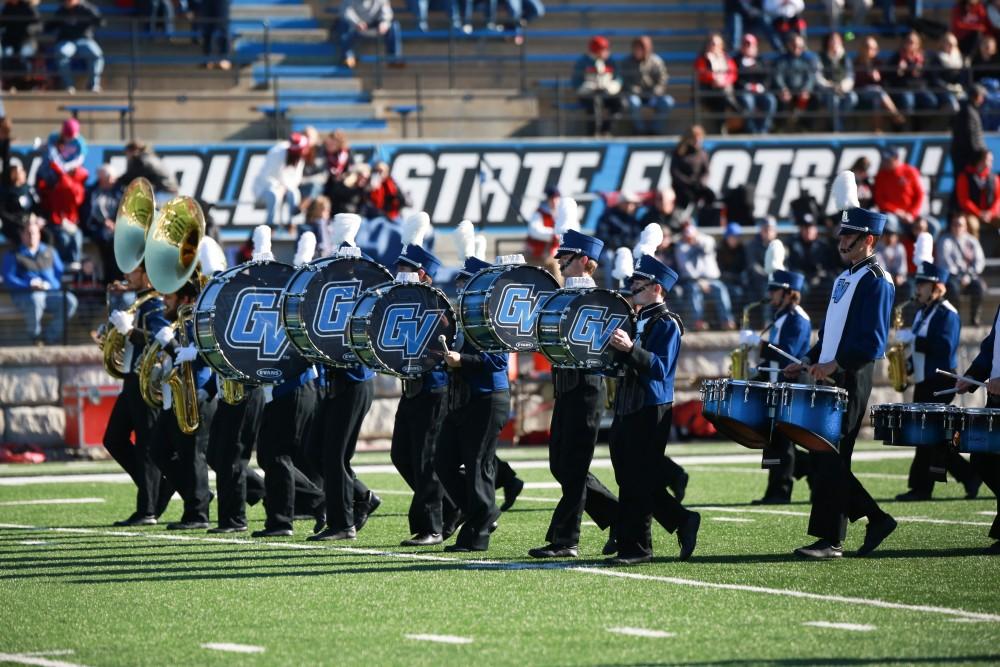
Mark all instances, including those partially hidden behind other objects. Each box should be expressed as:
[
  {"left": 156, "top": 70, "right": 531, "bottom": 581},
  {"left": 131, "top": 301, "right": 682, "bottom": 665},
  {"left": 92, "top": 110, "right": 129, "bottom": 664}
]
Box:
[
  {"left": 933, "top": 388, "right": 961, "bottom": 397},
  {"left": 767, "top": 343, "right": 802, "bottom": 366},
  {"left": 935, "top": 368, "right": 986, "bottom": 388},
  {"left": 438, "top": 334, "right": 450, "bottom": 354}
]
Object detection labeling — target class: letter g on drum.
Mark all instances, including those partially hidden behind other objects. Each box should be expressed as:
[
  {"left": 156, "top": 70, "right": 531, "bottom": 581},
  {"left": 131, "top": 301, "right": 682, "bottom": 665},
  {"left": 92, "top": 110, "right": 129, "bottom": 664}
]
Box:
[
  {"left": 569, "top": 306, "right": 627, "bottom": 354},
  {"left": 378, "top": 304, "right": 442, "bottom": 359},
  {"left": 495, "top": 285, "right": 551, "bottom": 335},
  {"left": 226, "top": 288, "right": 290, "bottom": 361},
  {"left": 314, "top": 280, "right": 362, "bottom": 340}
]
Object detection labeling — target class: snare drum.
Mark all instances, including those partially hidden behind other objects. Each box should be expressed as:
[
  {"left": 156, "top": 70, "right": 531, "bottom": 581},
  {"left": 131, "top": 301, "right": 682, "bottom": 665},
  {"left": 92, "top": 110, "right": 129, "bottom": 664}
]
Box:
[
  {"left": 348, "top": 281, "right": 457, "bottom": 379},
  {"left": 194, "top": 260, "right": 310, "bottom": 384},
  {"left": 871, "top": 403, "right": 905, "bottom": 443},
  {"left": 892, "top": 404, "right": 955, "bottom": 447},
  {"left": 700, "top": 379, "right": 722, "bottom": 419},
  {"left": 955, "top": 408, "right": 1000, "bottom": 453},
  {"left": 774, "top": 383, "right": 848, "bottom": 453},
  {"left": 535, "top": 287, "right": 635, "bottom": 370},
  {"left": 282, "top": 255, "right": 393, "bottom": 367},
  {"left": 458, "top": 263, "right": 559, "bottom": 352},
  {"left": 711, "top": 379, "right": 776, "bottom": 449}
]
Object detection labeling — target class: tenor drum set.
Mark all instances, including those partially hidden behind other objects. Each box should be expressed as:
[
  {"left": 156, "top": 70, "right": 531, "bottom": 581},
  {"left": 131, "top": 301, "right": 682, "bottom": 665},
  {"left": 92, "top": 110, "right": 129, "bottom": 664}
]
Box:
[{"left": 871, "top": 403, "right": 1000, "bottom": 454}]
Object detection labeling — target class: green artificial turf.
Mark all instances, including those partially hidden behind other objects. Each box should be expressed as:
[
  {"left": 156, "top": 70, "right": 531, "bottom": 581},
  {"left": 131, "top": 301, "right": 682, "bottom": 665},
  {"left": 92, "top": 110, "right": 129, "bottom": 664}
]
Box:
[{"left": 0, "top": 442, "right": 998, "bottom": 666}]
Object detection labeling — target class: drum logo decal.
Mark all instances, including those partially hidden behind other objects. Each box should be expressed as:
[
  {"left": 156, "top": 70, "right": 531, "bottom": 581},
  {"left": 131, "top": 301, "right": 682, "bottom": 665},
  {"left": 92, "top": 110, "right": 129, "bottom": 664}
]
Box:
[
  {"left": 379, "top": 304, "right": 443, "bottom": 359},
  {"left": 314, "top": 280, "right": 362, "bottom": 340},
  {"left": 569, "top": 306, "right": 627, "bottom": 354},
  {"left": 226, "top": 288, "right": 290, "bottom": 361},
  {"left": 495, "top": 285, "right": 553, "bottom": 336}
]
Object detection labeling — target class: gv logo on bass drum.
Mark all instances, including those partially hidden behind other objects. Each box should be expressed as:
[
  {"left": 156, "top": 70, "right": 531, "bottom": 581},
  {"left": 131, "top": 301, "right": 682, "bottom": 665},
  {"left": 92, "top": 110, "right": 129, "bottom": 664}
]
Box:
[
  {"left": 568, "top": 306, "right": 627, "bottom": 354},
  {"left": 495, "top": 285, "right": 552, "bottom": 337},
  {"left": 226, "top": 288, "right": 290, "bottom": 361},
  {"left": 378, "top": 304, "right": 443, "bottom": 359}
]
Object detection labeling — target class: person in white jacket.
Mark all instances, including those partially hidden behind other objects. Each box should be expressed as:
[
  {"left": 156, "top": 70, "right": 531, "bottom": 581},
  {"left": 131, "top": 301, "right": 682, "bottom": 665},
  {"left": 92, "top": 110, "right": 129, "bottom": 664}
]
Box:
[
  {"left": 334, "top": 0, "right": 402, "bottom": 68},
  {"left": 253, "top": 132, "right": 308, "bottom": 228}
]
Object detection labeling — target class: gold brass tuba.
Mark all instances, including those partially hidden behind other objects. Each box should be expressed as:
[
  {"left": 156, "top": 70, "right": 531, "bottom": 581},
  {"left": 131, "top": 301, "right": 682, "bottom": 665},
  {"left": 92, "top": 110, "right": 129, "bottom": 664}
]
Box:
[
  {"left": 167, "top": 304, "right": 200, "bottom": 434},
  {"left": 730, "top": 299, "right": 767, "bottom": 380},
  {"left": 887, "top": 299, "right": 914, "bottom": 392},
  {"left": 101, "top": 289, "right": 159, "bottom": 379}
]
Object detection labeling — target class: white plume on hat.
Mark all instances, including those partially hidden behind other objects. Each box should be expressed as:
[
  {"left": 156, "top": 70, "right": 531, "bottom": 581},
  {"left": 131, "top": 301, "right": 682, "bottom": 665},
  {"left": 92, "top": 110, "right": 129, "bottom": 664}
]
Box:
[
  {"left": 331, "top": 213, "right": 361, "bottom": 249},
  {"left": 197, "top": 236, "right": 227, "bottom": 277},
  {"left": 554, "top": 197, "right": 579, "bottom": 236},
  {"left": 293, "top": 231, "right": 317, "bottom": 267},
  {"left": 453, "top": 219, "right": 477, "bottom": 262},
  {"left": 832, "top": 170, "right": 860, "bottom": 211},
  {"left": 473, "top": 234, "right": 487, "bottom": 261},
  {"left": 252, "top": 225, "right": 274, "bottom": 262},
  {"left": 402, "top": 211, "right": 431, "bottom": 249},
  {"left": 764, "top": 239, "right": 786, "bottom": 274},
  {"left": 633, "top": 222, "right": 663, "bottom": 259},
  {"left": 914, "top": 231, "right": 934, "bottom": 265},
  {"left": 612, "top": 247, "right": 634, "bottom": 282}
]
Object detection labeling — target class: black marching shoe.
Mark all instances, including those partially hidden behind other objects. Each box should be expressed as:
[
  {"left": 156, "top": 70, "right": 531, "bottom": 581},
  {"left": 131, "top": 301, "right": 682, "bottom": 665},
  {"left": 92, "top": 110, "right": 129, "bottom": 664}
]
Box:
[
  {"left": 669, "top": 471, "right": 689, "bottom": 503},
  {"left": 964, "top": 477, "right": 983, "bottom": 500},
  {"left": 308, "top": 527, "right": 357, "bottom": 542},
  {"left": 401, "top": 533, "right": 443, "bottom": 546},
  {"left": 856, "top": 514, "right": 897, "bottom": 557},
  {"left": 894, "top": 490, "right": 931, "bottom": 502},
  {"left": 207, "top": 525, "right": 247, "bottom": 534},
  {"left": 602, "top": 526, "right": 618, "bottom": 556},
  {"left": 251, "top": 527, "right": 293, "bottom": 538},
  {"left": 113, "top": 513, "right": 157, "bottom": 527},
  {"left": 313, "top": 512, "right": 327, "bottom": 535},
  {"left": 794, "top": 539, "right": 844, "bottom": 559},
  {"left": 528, "top": 543, "right": 579, "bottom": 558},
  {"left": 444, "top": 543, "right": 487, "bottom": 553},
  {"left": 442, "top": 513, "right": 465, "bottom": 541},
  {"left": 751, "top": 495, "right": 790, "bottom": 505},
  {"left": 677, "top": 512, "right": 701, "bottom": 561},
  {"left": 167, "top": 521, "right": 210, "bottom": 530},
  {"left": 355, "top": 492, "right": 382, "bottom": 532},
  {"left": 609, "top": 553, "right": 653, "bottom": 566},
  {"left": 500, "top": 477, "right": 524, "bottom": 512},
  {"left": 985, "top": 541, "right": 1000, "bottom": 555}
]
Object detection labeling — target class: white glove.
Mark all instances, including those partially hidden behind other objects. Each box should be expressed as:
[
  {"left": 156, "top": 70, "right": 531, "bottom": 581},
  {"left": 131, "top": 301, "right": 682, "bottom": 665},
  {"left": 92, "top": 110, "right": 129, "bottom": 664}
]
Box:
[
  {"left": 162, "top": 383, "right": 173, "bottom": 410},
  {"left": 109, "top": 310, "right": 134, "bottom": 335},
  {"left": 154, "top": 326, "right": 175, "bottom": 348},
  {"left": 894, "top": 329, "right": 915, "bottom": 345},
  {"left": 263, "top": 384, "right": 274, "bottom": 404},
  {"left": 739, "top": 329, "right": 761, "bottom": 346},
  {"left": 175, "top": 344, "right": 199, "bottom": 364}
]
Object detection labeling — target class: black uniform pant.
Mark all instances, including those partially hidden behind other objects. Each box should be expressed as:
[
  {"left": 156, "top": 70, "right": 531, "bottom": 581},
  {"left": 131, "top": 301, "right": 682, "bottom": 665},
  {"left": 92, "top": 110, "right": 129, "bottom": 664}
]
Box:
[
  {"left": 257, "top": 383, "right": 323, "bottom": 531},
  {"left": 808, "top": 362, "right": 888, "bottom": 543},
  {"left": 610, "top": 403, "right": 692, "bottom": 559},
  {"left": 761, "top": 432, "right": 810, "bottom": 501},
  {"left": 495, "top": 456, "right": 518, "bottom": 489},
  {"left": 435, "top": 390, "right": 510, "bottom": 550},
  {"left": 972, "top": 395, "right": 1000, "bottom": 541},
  {"left": 150, "top": 396, "right": 216, "bottom": 524},
  {"left": 317, "top": 378, "right": 374, "bottom": 532},
  {"left": 547, "top": 381, "right": 618, "bottom": 546},
  {"left": 906, "top": 376, "right": 977, "bottom": 494},
  {"left": 102, "top": 373, "right": 173, "bottom": 517},
  {"left": 391, "top": 388, "right": 449, "bottom": 535},
  {"left": 208, "top": 386, "right": 265, "bottom": 528}
]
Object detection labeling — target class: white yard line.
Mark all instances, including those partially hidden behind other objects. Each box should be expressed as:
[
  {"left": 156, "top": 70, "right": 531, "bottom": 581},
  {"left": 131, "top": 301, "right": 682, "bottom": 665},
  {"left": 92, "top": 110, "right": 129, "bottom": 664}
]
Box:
[
  {"left": 0, "top": 498, "right": 105, "bottom": 506},
  {"left": 802, "top": 621, "right": 876, "bottom": 632},
  {"left": 686, "top": 466, "right": 910, "bottom": 481},
  {"left": 0, "top": 653, "right": 90, "bottom": 667},
  {"left": 404, "top": 634, "right": 473, "bottom": 644},
  {"left": 607, "top": 627, "right": 675, "bottom": 638},
  {"left": 200, "top": 643, "right": 265, "bottom": 654},
  {"left": 978, "top": 512, "right": 997, "bottom": 517},
  {"left": 697, "top": 506, "right": 994, "bottom": 527},
  {"left": 710, "top": 517, "right": 755, "bottom": 523},
  {"left": 2, "top": 522, "right": 997, "bottom": 624}
]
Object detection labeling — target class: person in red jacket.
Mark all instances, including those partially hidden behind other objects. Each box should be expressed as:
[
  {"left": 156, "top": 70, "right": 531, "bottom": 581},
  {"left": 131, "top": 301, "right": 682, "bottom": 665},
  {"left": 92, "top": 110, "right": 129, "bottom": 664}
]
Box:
[
  {"left": 952, "top": 0, "right": 990, "bottom": 55},
  {"left": 694, "top": 33, "right": 738, "bottom": 132},
  {"left": 525, "top": 185, "right": 561, "bottom": 272},
  {"left": 955, "top": 148, "right": 1000, "bottom": 235},
  {"left": 367, "top": 161, "right": 404, "bottom": 221},
  {"left": 873, "top": 146, "right": 933, "bottom": 234}
]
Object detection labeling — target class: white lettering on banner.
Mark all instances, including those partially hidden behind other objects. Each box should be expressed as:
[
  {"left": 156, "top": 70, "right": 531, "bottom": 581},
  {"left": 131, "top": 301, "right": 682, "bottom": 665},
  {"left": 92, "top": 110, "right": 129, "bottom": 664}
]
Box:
[
  {"left": 520, "top": 151, "right": 565, "bottom": 220},
  {"left": 752, "top": 149, "right": 795, "bottom": 217},
  {"left": 433, "top": 153, "right": 480, "bottom": 223},
  {"left": 557, "top": 151, "right": 601, "bottom": 202},
  {"left": 465, "top": 152, "right": 520, "bottom": 223},
  {"left": 778, "top": 148, "right": 836, "bottom": 216},
  {"left": 163, "top": 155, "right": 203, "bottom": 197},
  {"left": 707, "top": 149, "right": 752, "bottom": 202},
  {"left": 919, "top": 146, "right": 944, "bottom": 216},
  {"left": 621, "top": 150, "right": 668, "bottom": 196},
  {"left": 391, "top": 152, "right": 436, "bottom": 215},
  {"left": 234, "top": 153, "right": 267, "bottom": 226},
  {"left": 203, "top": 154, "right": 233, "bottom": 224}
]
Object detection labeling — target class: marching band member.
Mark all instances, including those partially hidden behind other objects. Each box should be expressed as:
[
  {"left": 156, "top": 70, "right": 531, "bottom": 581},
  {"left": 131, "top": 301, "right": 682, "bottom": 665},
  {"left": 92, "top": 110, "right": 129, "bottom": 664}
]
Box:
[
  {"left": 103, "top": 264, "right": 174, "bottom": 526},
  {"left": 895, "top": 262, "right": 980, "bottom": 502},
  {"left": 784, "top": 172, "right": 897, "bottom": 559},
  {"left": 528, "top": 229, "right": 620, "bottom": 559},
  {"left": 744, "top": 269, "right": 812, "bottom": 504},
  {"left": 607, "top": 253, "right": 701, "bottom": 565},
  {"left": 148, "top": 278, "right": 217, "bottom": 530},
  {"left": 954, "top": 304, "right": 1000, "bottom": 555}
]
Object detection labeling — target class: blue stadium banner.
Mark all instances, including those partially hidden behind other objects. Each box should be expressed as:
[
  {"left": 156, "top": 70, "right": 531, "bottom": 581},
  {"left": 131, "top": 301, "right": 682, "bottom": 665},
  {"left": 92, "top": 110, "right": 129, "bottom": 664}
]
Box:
[{"left": 14, "top": 134, "right": 989, "bottom": 232}]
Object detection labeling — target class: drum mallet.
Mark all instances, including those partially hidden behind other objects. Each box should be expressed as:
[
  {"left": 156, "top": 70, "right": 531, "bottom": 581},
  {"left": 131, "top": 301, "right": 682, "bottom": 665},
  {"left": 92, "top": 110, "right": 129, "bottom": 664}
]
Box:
[
  {"left": 767, "top": 344, "right": 835, "bottom": 385},
  {"left": 933, "top": 388, "right": 961, "bottom": 397},
  {"left": 438, "top": 334, "right": 450, "bottom": 354},
  {"left": 935, "top": 368, "right": 986, "bottom": 388}
]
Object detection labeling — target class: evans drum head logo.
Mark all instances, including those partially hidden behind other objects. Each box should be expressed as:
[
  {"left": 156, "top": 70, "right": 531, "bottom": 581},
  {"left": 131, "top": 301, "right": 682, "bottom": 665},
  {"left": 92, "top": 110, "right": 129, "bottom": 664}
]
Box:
[
  {"left": 378, "top": 304, "right": 443, "bottom": 359},
  {"left": 225, "top": 288, "right": 291, "bottom": 362},
  {"left": 568, "top": 306, "right": 627, "bottom": 354},
  {"left": 495, "top": 285, "right": 552, "bottom": 336},
  {"left": 256, "top": 368, "right": 282, "bottom": 380}
]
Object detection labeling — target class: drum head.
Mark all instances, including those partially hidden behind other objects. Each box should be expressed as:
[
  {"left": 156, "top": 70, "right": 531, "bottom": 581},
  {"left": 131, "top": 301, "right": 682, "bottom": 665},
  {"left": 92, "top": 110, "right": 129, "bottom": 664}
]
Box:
[
  {"left": 461, "top": 264, "right": 559, "bottom": 352},
  {"left": 775, "top": 424, "right": 840, "bottom": 454},
  {"left": 711, "top": 418, "right": 768, "bottom": 449},
  {"left": 350, "top": 282, "right": 457, "bottom": 378},
  {"left": 284, "top": 256, "right": 392, "bottom": 367},
  {"left": 538, "top": 288, "right": 636, "bottom": 369},
  {"left": 195, "top": 261, "right": 309, "bottom": 384}
]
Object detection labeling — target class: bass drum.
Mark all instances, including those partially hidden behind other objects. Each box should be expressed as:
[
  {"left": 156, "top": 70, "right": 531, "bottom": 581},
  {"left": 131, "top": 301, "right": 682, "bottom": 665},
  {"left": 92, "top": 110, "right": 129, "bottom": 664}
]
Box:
[
  {"left": 282, "top": 255, "right": 392, "bottom": 367},
  {"left": 349, "top": 281, "right": 458, "bottom": 378},
  {"left": 459, "top": 263, "right": 559, "bottom": 353},
  {"left": 535, "top": 287, "right": 635, "bottom": 370},
  {"left": 194, "top": 260, "right": 310, "bottom": 384}
]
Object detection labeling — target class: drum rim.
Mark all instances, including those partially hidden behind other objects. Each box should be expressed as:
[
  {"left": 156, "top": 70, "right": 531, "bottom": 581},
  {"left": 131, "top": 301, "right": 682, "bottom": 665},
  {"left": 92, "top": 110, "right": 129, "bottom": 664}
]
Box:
[
  {"left": 726, "top": 380, "right": 775, "bottom": 389},
  {"left": 898, "top": 404, "right": 953, "bottom": 413},
  {"left": 960, "top": 407, "right": 1000, "bottom": 415},
  {"left": 458, "top": 263, "right": 560, "bottom": 353},
  {"left": 778, "top": 382, "right": 847, "bottom": 395}
]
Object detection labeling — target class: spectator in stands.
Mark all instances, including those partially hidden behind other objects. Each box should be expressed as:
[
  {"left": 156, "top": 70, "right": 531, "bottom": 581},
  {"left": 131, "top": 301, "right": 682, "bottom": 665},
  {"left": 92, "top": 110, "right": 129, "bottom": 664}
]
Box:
[
  {"left": 724, "top": 0, "right": 781, "bottom": 53},
  {"left": 955, "top": 147, "right": 1000, "bottom": 236},
  {"left": 0, "top": 0, "right": 41, "bottom": 75},
  {"left": 326, "top": 161, "right": 369, "bottom": 215},
  {"left": 323, "top": 130, "right": 352, "bottom": 182},
  {"left": 409, "top": 0, "right": 461, "bottom": 32},
  {"left": 772, "top": 34, "right": 816, "bottom": 130},
  {"left": 1, "top": 216, "right": 78, "bottom": 344},
  {"left": 675, "top": 221, "right": 736, "bottom": 331},
  {"left": 695, "top": 33, "right": 738, "bottom": 132},
  {"left": 936, "top": 213, "right": 986, "bottom": 324},
  {"left": 816, "top": 32, "right": 856, "bottom": 132},
  {"left": 763, "top": 0, "right": 806, "bottom": 46},
  {"left": 620, "top": 35, "right": 674, "bottom": 135},
  {"left": 199, "top": 0, "right": 231, "bottom": 70},
  {"left": 596, "top": 191, "right": 642, "bottom": 254},
  {"left": 787, "top": 216, "right": 838, "bottom": 295},
  {"left": 368, "top": 161, "right": 404, "bottom": 220},
  {"left": 873, "top": 146, "right": 933, "bottom": 235},
  {"left": 640, "top": 187, "right": 682, "bottom": 234},
  {"left": 735, "top": 34, "right": 777, "bottom": 134},
  {"left": 253, "top": 132, "right": 308, "bottom": 228},
  {"left": 876, "top": 218, "right": 911, "bottom": 302},
  {"left": 46, "top": 0, "right": 104, "bottom": 93},
  {"left": 572, "top": 36, "right": 623, "bottom": 136},
  {"left": 526, "top": 185, "right": 560, "bottom": 271},
  {"left": 301, "top": 195, "right": 331, "bottom": 249},
  {"left": 143, "top": 0, "right": 181, "bottom": 38},
  {"left": 119, "top": 141, "right": 179, "bottom": 204},
  {"left": 969, "top": 34, "right": 1000, "bottom": 82},
  {"left": 81, "top": 164, "right": 121, "bottom": 284},
  {"left": 854, "top": 35, "right": 906, "bottom": 130},
  {"left": 670, "top": 125, "right": 715, "bottom": 212},
  {"left": 887, "top": 32, "right": 939, "bottom": 128},
  {"left": 718, "top": 221, "right": 748, "bottom": 305},
  {"left": 851, "top": 155, "right": 875, "bottom": 209},
  {"left": 335, "top": 0, "right": 402, "bottom": 69},
  {"left": 743, "top": 217, "right": 778, "bottom": 297},
  {"left": 952, "top": 0, "right": 990, "bottom": 56},
  {"left": 37, "top": 118, "right": 87, "bottom": 269},
  {"left": 928, "top": 32, "right": 966, "bottom": 114},
  {"left": 0, "top": 117, "right": 37, "bottom": 240},
  {"left": 951, "top": 83, "right": 987, "bottom": 176}
]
